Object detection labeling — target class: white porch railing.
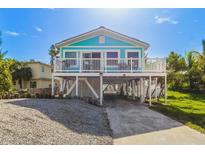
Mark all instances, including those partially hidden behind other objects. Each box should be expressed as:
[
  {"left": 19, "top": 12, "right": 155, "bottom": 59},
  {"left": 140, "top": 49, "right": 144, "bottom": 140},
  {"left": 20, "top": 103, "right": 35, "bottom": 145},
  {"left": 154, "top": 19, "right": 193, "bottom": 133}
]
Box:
[{"left": 54, "top": 57, "right": 166, "bottom": 73}]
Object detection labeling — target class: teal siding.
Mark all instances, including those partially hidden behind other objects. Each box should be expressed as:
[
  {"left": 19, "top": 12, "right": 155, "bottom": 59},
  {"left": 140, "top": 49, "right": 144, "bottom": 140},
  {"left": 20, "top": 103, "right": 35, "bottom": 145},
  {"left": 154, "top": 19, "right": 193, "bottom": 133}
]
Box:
[
  {"left": 68, "top": 36, "right": 135, "bottom": 46},
  {"left": 60, "top": 34, "right": 144, "bottom": 72},
  {"left": 61, "top": 47, "right": 142, "bottom": 59}
]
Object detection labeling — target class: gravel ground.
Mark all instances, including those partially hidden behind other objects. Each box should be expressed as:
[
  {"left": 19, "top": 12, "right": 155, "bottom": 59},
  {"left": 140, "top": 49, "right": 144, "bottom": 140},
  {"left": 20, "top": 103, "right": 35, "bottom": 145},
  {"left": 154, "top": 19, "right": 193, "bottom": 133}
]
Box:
[{"left": 0, "top": 99, "right": 112, "bottom": 145}]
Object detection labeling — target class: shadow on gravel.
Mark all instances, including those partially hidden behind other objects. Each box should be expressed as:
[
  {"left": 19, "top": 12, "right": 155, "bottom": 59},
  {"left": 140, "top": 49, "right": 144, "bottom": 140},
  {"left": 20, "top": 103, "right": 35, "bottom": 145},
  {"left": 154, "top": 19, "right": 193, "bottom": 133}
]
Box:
[{"left": 8, "top": 99, "right": 112, "bottom": 137}]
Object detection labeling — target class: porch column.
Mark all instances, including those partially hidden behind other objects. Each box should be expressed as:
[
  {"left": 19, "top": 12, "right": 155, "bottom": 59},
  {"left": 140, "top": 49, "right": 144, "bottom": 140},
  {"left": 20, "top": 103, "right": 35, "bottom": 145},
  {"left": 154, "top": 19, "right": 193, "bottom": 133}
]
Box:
[
  {"left": 100, "top": 73, "right": 103, "bottom": 106},
  {"left": 60, "top": 78, "right": 63, "bottom": 93},
  {"left": 140, "top": 77, "right": 144, "bottom": 103},
  {"left": 155, "top": 77, "right": 158, "bottom": 100},
  {"left": 76, "top": 76, "right": 78, "bottom": 96},
  {"left": 132, "top": 80, "right": 135, "bottom": 100},
  {"left": 165, "top": 74, "right": 167, "bottom": 104},
  {"left": 52, "top": 75, "right": 54, "bottom": 96},
  {"left": 149, "top": 76, "right": 152, "bottom": 106},
  {"left": 137, "top": 80, "right": 140, "bottom": 97}
]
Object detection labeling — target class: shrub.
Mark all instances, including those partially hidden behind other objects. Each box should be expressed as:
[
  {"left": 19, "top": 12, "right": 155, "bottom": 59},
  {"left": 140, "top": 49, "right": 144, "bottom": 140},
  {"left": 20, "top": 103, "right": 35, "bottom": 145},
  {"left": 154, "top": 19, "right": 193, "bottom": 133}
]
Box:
[
  {"left": 31, "top": 94, "right": 35, "bottom": 98},
  {"left": 59, "top": 92, "right": 64, "bottom": 99},
  {"left": 35, "top": 93, "right": 40, "bottom": 98},
  {"left": 14, "top": 93, "right": 20, "bottom": 98},
  {"left": 47, "top": 94, "right": 52, "bottom": 99},
  {"left": 39, "top": 94, "right": 44, "bottom": 98},
  {"left": 26, "top": 93, "right": 31, "bottom": 98}
]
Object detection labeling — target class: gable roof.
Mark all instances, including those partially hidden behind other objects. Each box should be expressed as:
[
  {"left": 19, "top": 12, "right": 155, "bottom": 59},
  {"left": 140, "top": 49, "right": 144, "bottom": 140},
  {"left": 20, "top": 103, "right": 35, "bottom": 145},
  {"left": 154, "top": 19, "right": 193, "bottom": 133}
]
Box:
[{"left": 55, "top": 26, "right": 150, "bottom": 49}]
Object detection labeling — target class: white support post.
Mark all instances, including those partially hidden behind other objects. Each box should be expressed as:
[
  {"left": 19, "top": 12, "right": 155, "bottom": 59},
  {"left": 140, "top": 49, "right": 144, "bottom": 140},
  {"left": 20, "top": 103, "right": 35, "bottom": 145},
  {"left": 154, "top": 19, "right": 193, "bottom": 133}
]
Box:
[
  {"left": 140, "top": 77, "right": 144, "bottom": 103},
  {"left": 79, "top": 52, "right": 82, "bottom": 73},
  {"left": 66, "top": 80, "right": 69, "bottom": 95},
  {"left": 52, "top": 75, "right": 54, "bottom": 96},
  {"left": 100, "top": 73, "right": 103, "bottom": 106},
  {"left": 131, "top": 57, "right": 133, "bottom": 73},
  {"left": 165, "top": 74, "right": 167, "bottom": 104},
  {"left": 149, "top": 76, "right": 152, "bottom": 106},
  {"left": 76, "top": 76, "right": 78, "bottom": 96},
  {"left": 132, "top": 80, "right": 135, "bottom": 100},
  {"left": 137, "top": 80, "right": 140, "bottom": 97},
  {"left": 62, "top": 79, "right": 66, "bottom": 92},
  {"left": 60, "top": 78, "right": 63, "bottom": 92},
  {"left": 155, "top": 77, "right": 158, "bottom": 100}
]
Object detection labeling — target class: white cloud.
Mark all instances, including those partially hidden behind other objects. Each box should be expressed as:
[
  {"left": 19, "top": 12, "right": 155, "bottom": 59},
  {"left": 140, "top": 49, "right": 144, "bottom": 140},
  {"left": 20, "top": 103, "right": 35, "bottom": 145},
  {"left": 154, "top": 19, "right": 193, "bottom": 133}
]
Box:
[
  {"left": 154, "top": 16, "right": 178, "bottom": 25},
  {"left": 5, "top": 30, "right": 20, "bottom": 36},
  {"left": 35, "top": 26, "right": 43, "bottom": 32}
]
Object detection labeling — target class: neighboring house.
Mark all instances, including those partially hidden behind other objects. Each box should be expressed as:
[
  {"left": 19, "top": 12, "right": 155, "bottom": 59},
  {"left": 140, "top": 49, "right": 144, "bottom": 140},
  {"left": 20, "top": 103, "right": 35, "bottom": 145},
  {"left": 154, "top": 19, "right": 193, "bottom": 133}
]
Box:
[
  {"left": 52, "top": 26, "right": 167, "bottom": 105},
  {"left": 14, "top": 61, "right": 52, "bottom": 93}
]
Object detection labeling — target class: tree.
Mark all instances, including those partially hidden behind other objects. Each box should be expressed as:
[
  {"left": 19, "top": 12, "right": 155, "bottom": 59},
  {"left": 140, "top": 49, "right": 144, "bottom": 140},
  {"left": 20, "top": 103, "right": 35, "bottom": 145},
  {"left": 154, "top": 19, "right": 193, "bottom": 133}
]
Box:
[
  {"left": 12, "top": 63, "right": 32, "bottom": 89},
  {"left": 0, "top": 32, "right": 12, "bottom": 93},
  {"left": 0, "top": 60, "right": 12, "bottom": 93},
  {"left": 49, "top": 44, "right": 59, "bottom": 66},
  {"left": 167, "top": 51, "right": 187, "bottom": 72},
  {"left": 166, "top": 51, "right": 187, "bottom": 89},
  {"left": 185, "top": 50, "right": 199, "bottom": 89},
  {"left": 202, "top": 40, "right": 205, "bottom": 56}
]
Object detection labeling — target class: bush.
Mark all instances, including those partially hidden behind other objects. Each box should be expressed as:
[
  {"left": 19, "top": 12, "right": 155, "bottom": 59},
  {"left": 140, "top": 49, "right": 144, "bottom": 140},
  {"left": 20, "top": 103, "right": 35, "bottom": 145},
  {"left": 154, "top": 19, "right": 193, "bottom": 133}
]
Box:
[
  {"left": 47, "top": 94, "right": 52, "bottom": 99},
  {"left": 59, "top": 92, "right": 64, "bottom": 99},
  {"left": 25, "top": 93, "right": 31, "bottom": 98},
  {"left": 14, "top": 93, "right": 20, "bottom": 98},
  {"left": 31, "top": 94, "right": 36, "bottom": 98},
  {"left": 35, "top": 93, "right": 40, "bottom": 98}
]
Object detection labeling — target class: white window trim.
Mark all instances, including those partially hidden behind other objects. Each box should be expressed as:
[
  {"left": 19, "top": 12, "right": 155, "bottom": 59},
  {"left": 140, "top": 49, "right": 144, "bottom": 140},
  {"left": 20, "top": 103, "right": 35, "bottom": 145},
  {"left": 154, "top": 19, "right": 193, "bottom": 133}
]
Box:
[
  {"left": 105, "top": 50, "right": 120, "bottom": 67},
  {"left": 80, "top": 51, "right": 102, "bottom": 71},
  {"left": 63, "top": 50, "right": 79, "bottom": 67},
  {"left": 125, "top": 49, "right": 141, "bottom": 69}
]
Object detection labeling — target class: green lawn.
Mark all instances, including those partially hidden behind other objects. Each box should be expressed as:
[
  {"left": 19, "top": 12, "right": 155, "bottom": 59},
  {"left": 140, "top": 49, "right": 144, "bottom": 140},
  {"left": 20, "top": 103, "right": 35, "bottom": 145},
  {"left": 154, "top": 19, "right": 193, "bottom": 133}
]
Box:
[{"left": 150, "top": 90, "right": 205, "bottom": 133}]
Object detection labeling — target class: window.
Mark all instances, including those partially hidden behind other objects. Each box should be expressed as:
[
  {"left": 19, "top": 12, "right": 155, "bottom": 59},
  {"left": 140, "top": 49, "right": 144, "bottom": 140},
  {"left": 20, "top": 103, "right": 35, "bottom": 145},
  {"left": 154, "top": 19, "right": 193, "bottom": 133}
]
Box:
[
  {"left": 92, "top": 52, "right": 101, "bottom": 58},
  {"left": 82, "top": 52, "right": 101, "bottom": 71},
  {"left": 107, "top": 52, "right": 118, "bottom": 58},
  {"left": 127, "top": 52, "right": 139, "bottom": 58},
  {"left": 41, "top": 66, "right": 45, "bottom": 72},
  {"left": 65, "top": 52, "right": 77, "bottom": 58},
  {"left": 127, "top": 51, "right": 140, "bottom": 69},
  {"left": 83, "top": 52, "right": 101, "bottom": 58},
  {"left": 64, "top": 51, "right": 77, "bottom": 66},
  {"left": 30, "top": 81, "right": 37, "bottom": 88},
  {"left": 106, "top": 51, "right": 118, "bottom": 66}
]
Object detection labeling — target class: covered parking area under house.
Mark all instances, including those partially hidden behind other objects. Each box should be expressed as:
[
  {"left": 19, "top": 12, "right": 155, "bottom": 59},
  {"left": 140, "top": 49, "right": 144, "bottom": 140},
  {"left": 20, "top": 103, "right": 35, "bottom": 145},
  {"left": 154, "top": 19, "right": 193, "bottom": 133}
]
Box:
[{"left": 51, "top": 72, "right": 167, "bottom": 106}]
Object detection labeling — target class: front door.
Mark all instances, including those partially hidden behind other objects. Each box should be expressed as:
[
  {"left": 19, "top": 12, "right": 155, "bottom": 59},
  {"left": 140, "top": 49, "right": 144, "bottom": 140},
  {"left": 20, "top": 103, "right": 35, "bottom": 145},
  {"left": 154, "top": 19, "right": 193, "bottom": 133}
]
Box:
[{"left": 82, "top": 52, "right": 101, "bottom": 72}]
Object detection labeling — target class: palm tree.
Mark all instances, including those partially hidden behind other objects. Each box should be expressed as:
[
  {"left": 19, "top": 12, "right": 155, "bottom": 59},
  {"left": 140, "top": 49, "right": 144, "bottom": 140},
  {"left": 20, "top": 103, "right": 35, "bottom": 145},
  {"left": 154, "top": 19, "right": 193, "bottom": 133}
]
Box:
[
  {"left": 185, "top": 50, "right": 198, "bottom": 89},
  {"left": 12, "top": 62, "right": 32, "bottom": 89},
  {"left": 49, "top": 44, "right": 59, "bottom": 66},
  {"left": 12, "top": 67, "right": 32, "bottom": 88},
  {"left": 0, "top": 31, "right": 8, "bottom": 60}
]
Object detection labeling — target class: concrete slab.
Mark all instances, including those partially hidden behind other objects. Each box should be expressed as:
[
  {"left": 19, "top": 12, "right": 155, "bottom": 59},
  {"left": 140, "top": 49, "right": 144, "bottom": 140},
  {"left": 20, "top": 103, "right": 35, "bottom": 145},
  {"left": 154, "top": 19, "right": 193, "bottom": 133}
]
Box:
[{"left": 105, "top": 99, "right": 205, "bottom": 145}]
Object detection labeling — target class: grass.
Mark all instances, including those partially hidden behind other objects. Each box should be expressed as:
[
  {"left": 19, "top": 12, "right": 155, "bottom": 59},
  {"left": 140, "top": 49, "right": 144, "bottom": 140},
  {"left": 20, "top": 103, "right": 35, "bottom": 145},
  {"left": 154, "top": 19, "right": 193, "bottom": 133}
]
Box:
[{"left": 150, "top": 90, "right": 205, "bottom": 134}]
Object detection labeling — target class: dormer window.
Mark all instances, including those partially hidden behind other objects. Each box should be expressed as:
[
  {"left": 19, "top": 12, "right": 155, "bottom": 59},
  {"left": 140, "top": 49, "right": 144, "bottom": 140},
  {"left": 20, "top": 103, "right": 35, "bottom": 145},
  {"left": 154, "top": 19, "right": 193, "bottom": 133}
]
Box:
[{"left": 99, "top": 35, "right": 105, "bottom": 44}]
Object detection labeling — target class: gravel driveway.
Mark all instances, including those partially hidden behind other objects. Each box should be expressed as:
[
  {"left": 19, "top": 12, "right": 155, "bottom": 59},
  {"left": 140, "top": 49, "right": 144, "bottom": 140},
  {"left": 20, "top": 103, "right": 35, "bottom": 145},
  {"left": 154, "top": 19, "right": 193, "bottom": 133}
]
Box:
[{"left": 0, "top": 99, "right": 112, "bottom": 145}]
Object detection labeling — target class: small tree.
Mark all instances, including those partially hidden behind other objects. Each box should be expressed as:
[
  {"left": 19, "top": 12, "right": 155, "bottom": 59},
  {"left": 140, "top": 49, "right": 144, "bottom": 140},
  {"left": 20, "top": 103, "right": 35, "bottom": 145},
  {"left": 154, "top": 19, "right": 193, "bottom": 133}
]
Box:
[
  {"left": 0, "top": 60, "right": 12, "bottom": 93},
  {"left": 0, "top": 32, "right": 12, "bottom": 93},
  {"left": 166, "top": 51, "right": 187, "bottom": 89},
  {"left": 49, "top": 44, "right": 59, "bottom": 66},
  {"left": 12, "top": 65, "right": 32, "bottom": 89}
]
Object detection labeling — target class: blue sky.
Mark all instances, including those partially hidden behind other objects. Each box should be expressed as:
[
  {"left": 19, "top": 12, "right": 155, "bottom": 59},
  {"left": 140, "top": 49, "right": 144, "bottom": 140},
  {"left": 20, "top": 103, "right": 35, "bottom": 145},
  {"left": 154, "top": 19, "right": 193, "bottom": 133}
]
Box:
[{"left": 0, "top": 8, "right": 204, "bottom": 63}]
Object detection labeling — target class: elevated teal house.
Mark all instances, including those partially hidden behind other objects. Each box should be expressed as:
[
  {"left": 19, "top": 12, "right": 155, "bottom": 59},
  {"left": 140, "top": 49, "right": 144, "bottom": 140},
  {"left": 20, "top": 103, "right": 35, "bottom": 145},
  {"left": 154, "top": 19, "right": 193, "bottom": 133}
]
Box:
[{"left": 52, "top": 26, "right": 167, "bottom": 106}]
